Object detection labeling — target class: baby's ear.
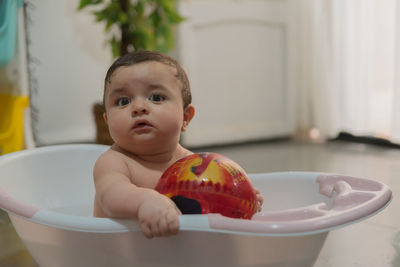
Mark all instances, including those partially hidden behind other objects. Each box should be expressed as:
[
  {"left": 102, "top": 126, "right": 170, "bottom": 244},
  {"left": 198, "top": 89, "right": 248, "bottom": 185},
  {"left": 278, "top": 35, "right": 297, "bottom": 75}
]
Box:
[
  {"left": 103, "top": 113, "right": 108, "bottom": 125},
  {"left": 182, "top": 104, "right": 195, "bottom": 131}
]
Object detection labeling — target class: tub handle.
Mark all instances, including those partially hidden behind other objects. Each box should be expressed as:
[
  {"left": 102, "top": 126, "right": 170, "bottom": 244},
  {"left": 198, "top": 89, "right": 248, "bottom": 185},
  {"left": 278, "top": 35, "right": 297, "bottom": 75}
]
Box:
[{"left": 206, "top": 174, "right": 392, "bottom": 235}]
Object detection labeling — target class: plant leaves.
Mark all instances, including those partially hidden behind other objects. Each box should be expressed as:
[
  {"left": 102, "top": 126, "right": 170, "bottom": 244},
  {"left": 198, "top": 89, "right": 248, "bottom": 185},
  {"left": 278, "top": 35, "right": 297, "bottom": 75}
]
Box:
[
  {"left": 77, "top": 0, "right": 185, "bottom": 56},
  {"left": 111, "top": 36, "right": 120, "bottom": 58},
  {"left": 78, "top": 0, "right": 103, "bottom": 10}
]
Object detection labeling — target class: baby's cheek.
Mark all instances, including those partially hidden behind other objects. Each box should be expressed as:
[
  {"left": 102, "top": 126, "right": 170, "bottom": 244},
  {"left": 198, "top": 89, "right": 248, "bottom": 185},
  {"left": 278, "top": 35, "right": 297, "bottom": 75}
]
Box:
[
  {"left": 107, "top": 117, "right": 127, "bottom": 140},
  {"left": 166, "top": 117, "right": 185, "bottom": 135},
  {"left": 157, "top": 110, "right": 182, "bottom": 129}
]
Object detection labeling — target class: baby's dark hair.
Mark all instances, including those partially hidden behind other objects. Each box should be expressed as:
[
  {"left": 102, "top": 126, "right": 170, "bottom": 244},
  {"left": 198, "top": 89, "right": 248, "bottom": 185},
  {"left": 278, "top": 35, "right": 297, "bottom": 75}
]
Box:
[{"left": 103, "top": 50, "right": 192, "bottom": 108}]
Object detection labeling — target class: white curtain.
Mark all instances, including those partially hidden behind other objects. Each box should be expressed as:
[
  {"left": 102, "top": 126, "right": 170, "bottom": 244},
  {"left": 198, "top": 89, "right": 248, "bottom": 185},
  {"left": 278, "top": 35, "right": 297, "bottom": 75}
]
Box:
[{"left": 297, "top": 0, "right": 400, "bottom": 143}]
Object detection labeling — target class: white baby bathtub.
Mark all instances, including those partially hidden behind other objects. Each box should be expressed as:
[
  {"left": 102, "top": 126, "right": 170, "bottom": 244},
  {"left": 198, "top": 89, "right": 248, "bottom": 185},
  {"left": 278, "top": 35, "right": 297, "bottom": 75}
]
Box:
[{"left": 0, "top": 144, "right": 392, "bottom": 267}]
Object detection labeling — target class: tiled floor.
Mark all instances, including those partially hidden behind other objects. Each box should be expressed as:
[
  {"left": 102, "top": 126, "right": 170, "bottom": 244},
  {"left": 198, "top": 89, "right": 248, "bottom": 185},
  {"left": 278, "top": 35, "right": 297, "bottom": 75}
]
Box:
[{"left": 1, "top": 140, "right": 399, "bottom": 266}]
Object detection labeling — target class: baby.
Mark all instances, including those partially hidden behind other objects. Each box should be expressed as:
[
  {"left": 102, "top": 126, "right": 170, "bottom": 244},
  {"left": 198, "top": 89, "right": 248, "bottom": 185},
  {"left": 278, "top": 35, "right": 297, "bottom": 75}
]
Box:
[{"left": 93, "top": 50, "right": 263, "bottom": 238}]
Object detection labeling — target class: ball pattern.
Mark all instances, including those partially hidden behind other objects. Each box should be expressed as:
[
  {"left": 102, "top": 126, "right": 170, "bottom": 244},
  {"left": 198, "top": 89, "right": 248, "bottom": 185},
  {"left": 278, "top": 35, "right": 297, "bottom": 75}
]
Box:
[{"left": 155, "top": 152, "right": 257, "bottom": 219}]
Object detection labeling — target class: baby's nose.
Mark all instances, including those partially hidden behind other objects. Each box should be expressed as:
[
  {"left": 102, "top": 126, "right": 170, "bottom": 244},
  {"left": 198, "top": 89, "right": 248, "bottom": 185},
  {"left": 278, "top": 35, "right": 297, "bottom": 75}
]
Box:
[{"left": 132, "top": 99, "right": 149, "bottom": 116}]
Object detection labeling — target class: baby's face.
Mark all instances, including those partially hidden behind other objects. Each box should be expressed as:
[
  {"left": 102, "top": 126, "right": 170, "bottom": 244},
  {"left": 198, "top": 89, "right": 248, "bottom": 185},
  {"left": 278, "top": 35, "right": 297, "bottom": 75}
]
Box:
[{"left": 103, "top": 61, "right": 188, "bottom": 154}]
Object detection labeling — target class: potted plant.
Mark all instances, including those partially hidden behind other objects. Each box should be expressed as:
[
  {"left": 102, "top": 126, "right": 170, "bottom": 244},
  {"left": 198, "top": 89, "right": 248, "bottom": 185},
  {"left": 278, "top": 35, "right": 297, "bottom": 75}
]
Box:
[
  {"left": 77, "top": 0, "right": 184, "bottom": 144},
  {"left": 78, "top": 0, "right": 184, "bottom": 57}
]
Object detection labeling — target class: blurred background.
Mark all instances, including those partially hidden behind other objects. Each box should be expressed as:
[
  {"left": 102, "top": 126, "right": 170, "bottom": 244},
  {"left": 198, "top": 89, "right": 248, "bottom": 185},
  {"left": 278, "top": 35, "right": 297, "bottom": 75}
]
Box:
[
  {"left": 1, "top": 0, "right": 399, "bottom": 151},
  {"left": 1, "top": 0, "right": 400, "bottom": 266}
]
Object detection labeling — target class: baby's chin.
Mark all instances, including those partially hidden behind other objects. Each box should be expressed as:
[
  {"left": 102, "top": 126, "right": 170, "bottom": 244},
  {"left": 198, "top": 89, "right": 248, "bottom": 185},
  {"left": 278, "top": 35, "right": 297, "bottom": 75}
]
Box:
[{"left": 114, "top": 141, "right": 169, "bottom": 155}]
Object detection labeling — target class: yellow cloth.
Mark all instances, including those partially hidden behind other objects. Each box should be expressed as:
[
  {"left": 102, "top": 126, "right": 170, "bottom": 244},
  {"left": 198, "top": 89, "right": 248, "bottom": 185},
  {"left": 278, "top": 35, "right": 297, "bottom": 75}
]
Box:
[{"left": 0, "top": 93, "right": 29, "bottom": 154}]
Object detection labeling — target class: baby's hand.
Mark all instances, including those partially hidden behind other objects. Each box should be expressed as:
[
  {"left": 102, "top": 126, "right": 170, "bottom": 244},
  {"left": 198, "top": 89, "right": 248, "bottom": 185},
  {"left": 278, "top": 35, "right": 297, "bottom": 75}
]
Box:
[
  {"left": 255, "top": 188, "right": 264, "bottom": 212},
  {"left": 137, "top": 191, "right": 181, "bottom": 239}
]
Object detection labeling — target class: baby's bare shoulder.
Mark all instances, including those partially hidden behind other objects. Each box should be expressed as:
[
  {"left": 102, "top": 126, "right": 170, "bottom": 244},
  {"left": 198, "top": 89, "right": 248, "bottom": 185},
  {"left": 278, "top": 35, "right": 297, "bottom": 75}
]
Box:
[{"left": 94, "top": 148, "right": 131, "bottom": 177}]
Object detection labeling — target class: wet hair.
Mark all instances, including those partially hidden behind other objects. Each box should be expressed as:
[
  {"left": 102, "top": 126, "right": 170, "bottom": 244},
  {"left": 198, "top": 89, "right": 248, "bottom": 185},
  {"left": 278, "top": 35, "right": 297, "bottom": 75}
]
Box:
[{"left": 103, "top": 50, "right": 192, "bottom": 109}]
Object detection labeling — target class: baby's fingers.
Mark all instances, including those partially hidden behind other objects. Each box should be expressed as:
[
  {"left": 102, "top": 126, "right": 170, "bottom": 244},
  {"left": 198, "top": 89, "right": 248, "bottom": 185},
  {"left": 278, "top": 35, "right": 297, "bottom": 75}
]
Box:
[
  {"left": 258, "top": 194, "right": 264, "bottom": 205},
  {"left": 158, "top": 215, "right": 170, "bottom": 236},
  {"left": 140, "top": 222, "right": 153, "bottom": 239},
  {"left": 150, "top": 219, "right": 162, "bottom": 237},
  {"left": 166, "top": 211, "right": 180, "bottom": 235},
  {"left": 255, "top": 189, "right": 264, "bottom": 211}
]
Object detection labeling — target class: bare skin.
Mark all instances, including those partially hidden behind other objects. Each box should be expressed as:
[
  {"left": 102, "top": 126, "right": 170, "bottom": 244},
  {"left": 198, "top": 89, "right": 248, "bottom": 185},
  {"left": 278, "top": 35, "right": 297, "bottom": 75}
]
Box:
[{"left": 94, "top": 144, "right": 192, "bottom": 238}]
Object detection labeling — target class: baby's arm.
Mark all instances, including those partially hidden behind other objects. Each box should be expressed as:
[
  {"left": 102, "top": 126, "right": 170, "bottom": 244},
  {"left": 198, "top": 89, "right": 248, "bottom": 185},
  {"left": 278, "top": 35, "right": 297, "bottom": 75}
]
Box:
[{"left": 93, "top": 152, "right": 181, "bottom": 238}]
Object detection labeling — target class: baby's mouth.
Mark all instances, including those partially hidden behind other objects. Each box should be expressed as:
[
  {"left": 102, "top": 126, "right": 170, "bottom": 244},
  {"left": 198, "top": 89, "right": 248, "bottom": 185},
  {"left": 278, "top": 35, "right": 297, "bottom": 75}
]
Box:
[{"left": 133, "top": 119, "right": 152, "bottom": 129}]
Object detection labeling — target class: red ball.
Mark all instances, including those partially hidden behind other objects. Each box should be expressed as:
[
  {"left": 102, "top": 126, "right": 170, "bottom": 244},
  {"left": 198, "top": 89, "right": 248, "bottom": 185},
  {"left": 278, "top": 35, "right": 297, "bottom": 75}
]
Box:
[{"left": 155, "top": 152, "right": 257, "bottom": 219}]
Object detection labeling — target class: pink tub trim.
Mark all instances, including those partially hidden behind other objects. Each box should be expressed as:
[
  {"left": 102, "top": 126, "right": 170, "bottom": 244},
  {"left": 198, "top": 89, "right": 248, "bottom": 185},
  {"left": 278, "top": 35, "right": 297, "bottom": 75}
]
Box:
[
  {"left": 208, "top": 174, "right": 392, "bottom": 234},
  {"left": 0, "top": 187, "right": 39, "bottom": 218}
]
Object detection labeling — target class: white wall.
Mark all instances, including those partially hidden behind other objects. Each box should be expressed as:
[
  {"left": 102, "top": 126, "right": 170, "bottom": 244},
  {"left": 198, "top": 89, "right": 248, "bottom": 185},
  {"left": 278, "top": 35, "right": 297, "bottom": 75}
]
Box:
[
  {"left": 26, "top": 0, "right": 112, "bottom": 145},
  {"left": 26, "top": 0, "right": 295, "bottom": 147}
]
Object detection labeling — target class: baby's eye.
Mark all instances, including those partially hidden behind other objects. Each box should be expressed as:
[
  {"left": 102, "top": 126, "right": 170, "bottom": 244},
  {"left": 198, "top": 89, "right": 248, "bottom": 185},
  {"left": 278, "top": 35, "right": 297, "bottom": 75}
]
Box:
[
  {"left": 149, "top": 94, "right": 165, "bottom": 103},
  {"left": 116, "top": 97, "right": 131, "bottom": 106}
]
